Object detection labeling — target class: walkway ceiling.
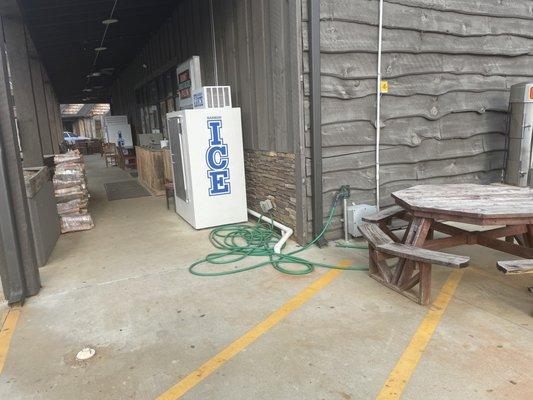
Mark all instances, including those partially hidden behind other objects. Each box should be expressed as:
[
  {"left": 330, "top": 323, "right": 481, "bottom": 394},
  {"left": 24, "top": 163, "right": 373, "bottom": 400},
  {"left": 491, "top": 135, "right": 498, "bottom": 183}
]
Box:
[{"left": 19, "top": 0, "right": 179, "bottom": 104}]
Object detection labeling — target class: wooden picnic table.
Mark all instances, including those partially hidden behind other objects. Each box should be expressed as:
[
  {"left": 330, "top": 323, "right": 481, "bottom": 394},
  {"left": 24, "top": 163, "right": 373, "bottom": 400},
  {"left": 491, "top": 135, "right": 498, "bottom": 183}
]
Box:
[{"left": 360, "top": 184, "right": 533, "bottom": 305}]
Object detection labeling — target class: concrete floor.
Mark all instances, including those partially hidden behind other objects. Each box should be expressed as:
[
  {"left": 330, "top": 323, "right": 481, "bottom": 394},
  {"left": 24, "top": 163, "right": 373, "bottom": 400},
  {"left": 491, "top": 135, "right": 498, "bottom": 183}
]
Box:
[{"left": 1, "top": 155, "right": 532, "bottom": 399}]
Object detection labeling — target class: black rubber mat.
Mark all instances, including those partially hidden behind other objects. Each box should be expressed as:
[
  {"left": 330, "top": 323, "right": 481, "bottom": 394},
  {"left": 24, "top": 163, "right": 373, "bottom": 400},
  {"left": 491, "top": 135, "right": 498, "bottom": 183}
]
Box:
[{"left": 104, "top": 180, "right": 150, "bottom": 201}]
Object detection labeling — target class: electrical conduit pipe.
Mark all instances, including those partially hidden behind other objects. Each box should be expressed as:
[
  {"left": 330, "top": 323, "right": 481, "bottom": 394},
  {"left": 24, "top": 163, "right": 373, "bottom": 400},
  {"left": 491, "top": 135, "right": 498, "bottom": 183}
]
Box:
[
  {"left": 247, "top": 209, "right": 293, "bottom": 254},
  {"left": 375, "top": 0, "right": 384, "bottom": 211}
]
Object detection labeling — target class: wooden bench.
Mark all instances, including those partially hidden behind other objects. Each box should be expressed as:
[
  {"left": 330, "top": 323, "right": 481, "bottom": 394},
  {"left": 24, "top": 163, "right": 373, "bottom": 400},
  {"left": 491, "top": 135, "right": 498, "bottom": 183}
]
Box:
[
  {"left": 358, "top": 223, "right": 469, "bottom": 268},
  {"left": 358, "top": 222, "right": 470, "bottom": 305},
  {"left": 497, "top": 260, "right": 533, "bottom": 275},
  {"left": 362, "top": 205, "right": 405, "bottom": 224},
  {"left": 362, "top": 205, "right": 409, "bottom": 242}
]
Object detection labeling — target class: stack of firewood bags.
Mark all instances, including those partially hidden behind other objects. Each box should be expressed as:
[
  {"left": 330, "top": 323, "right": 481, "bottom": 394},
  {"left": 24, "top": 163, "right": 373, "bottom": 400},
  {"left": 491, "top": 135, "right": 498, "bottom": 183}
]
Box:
[{"left": 53, "top": 150, "right": 94, "bottom": 233}]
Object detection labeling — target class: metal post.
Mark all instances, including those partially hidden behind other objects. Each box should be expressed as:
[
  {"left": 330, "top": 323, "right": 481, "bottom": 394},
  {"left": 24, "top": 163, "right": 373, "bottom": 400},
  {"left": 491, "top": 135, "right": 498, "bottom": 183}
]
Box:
[
  {"left": 308, "top": 0, "right": 326, "bottom": 246},
  {"left": 0, "top": 16, "right": 41, "bottom": 302}
]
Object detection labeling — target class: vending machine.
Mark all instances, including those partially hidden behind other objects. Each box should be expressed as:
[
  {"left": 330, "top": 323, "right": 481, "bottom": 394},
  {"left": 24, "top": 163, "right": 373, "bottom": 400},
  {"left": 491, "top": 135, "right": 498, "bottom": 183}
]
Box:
[{"left": 166, "top": 89, "right": 247, "bottom": 229}]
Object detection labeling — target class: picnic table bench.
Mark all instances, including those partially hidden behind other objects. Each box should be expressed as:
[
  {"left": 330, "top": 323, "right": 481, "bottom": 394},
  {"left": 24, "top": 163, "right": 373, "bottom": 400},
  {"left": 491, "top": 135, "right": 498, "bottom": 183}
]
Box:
[
  {"left": 360, "top": 184, "right": 533, "bottom": 305},
  {"left": 497, "top": 260, "right": 533, "bottom": 275}
]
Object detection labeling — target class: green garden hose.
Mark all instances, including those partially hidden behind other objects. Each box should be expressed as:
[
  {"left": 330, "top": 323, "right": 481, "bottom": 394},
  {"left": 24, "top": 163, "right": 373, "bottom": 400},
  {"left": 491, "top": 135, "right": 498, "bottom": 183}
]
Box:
[{"left": 189, "top": 186, "right": 368, "bottom": 276}]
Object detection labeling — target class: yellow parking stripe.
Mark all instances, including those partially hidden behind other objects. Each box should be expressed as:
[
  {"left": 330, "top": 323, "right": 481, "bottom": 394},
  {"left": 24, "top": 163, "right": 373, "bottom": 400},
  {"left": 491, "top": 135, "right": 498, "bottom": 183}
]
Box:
[
  {"left": 156, "top": 260, "right": 352, "bottom": 400},
  {"left": 0, "top": 307, "right": 21, "bottom": 375},
  {"left": 376, "top": 269, "right": 464, "bottom": 399}
]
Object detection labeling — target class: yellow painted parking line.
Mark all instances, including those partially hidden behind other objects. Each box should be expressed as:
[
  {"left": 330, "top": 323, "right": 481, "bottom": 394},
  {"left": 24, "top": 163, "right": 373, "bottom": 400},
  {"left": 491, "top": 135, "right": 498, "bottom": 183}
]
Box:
[
  {"left": 156, "top": 260, "right": 352, "bottom": 400},
  {"left": 376, "top": 269, "right": 464, "bottom": 399},
  {"left": 0, "top": 306, "right": 21, "bottom": 375}
]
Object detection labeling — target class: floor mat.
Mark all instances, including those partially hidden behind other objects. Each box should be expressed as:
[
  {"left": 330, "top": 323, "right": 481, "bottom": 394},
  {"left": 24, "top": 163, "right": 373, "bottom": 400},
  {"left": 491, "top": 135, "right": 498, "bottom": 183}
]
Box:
[
  {"left": 104, "top": 180, "right": 150, "bottom": 201},
  {"left": 130, "top": 171, "right": 138, "bottom": 178}
]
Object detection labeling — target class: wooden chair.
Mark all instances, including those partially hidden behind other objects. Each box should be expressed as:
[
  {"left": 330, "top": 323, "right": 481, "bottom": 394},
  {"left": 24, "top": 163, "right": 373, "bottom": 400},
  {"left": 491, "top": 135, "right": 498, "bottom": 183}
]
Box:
[
  {"left": 73, "top": 139, "right": 88, "bottom": 155},
  {"left": 87, "top": 139, "right": 102, "bottom": 155},
  {"left": 103, "top": 142, "right": 118, "bottom": 167},
  {"left": 117, "top": 145, "right": 137, "bottom": 170},
  {"left": 164, "top": 178, "right": 174, "bottom": 209}
]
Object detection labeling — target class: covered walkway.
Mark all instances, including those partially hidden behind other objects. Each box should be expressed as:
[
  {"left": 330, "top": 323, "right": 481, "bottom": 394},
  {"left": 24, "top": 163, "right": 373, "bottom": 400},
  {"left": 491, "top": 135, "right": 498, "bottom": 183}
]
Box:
[{"left": 0, "top": 157, "right": 531, "bottom": 399}]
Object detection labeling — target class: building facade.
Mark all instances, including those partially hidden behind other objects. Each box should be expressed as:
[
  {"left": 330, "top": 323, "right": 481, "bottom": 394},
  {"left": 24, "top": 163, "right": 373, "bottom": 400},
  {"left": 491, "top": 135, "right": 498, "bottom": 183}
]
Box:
[{"left": 110, "top": 0, "right": 533, "bottom": 242}]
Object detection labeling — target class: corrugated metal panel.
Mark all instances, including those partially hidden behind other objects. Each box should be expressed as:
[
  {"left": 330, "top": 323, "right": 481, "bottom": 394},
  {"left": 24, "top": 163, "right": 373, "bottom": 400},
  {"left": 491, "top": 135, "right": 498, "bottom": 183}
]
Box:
[
  {"left": 111, "top": 0, "right": 300, "bottom": 154},
  {"left": 302, "top": 0, "right": 533, "bottom": 238}
]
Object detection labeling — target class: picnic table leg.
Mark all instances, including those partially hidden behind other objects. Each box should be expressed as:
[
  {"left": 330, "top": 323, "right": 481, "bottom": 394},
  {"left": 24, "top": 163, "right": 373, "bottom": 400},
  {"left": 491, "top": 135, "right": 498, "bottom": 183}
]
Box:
[
  {"left": 525, "top": 225, "right": 533, "bottom": 294},
  {"left": 525, "top": 225, "right": 533, "bottom": 248},
  {"left": 392, "top": 217, "right": 432, "bottom": 286},
  {"left": 418, "top": 262, "right": 432, "bottom": 305}
]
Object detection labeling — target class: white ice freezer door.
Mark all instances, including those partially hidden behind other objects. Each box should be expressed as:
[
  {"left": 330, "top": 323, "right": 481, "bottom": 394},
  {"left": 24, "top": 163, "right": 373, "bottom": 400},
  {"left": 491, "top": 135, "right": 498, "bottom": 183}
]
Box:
[
  {"left": 168, "top": 116, "right": 189, "bottom": 202},
  {"left": 185, "top": 108, "right": 248, "bottom": 228}
]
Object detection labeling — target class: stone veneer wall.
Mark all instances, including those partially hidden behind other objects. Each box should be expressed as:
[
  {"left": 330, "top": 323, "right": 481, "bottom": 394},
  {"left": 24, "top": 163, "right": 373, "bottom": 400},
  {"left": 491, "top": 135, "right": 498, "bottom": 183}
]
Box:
[{"left": 244, "top": 150, "right": 297, "bottom": 230}]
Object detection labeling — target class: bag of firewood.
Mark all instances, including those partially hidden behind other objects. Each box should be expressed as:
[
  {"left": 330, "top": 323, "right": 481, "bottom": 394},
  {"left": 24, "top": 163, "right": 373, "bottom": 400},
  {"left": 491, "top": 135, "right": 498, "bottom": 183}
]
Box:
[
  {"left": 56, "top": 199, "right": 89, "bottom": 215},
  {"left": 60, "top": 214, "right": 94, "bottom": 233},
  {"left": 54, "top": 150, "right": 83, "bottom": 164},
  {"left": 53, "top": 178, "right": 86, "bottom": 190}
]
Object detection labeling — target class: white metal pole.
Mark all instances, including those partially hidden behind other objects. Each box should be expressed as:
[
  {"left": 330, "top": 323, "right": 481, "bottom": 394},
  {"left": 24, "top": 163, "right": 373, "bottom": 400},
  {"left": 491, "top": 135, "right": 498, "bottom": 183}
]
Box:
[{"left": 375, "top": 0, "right": 384, "bottom": 211}]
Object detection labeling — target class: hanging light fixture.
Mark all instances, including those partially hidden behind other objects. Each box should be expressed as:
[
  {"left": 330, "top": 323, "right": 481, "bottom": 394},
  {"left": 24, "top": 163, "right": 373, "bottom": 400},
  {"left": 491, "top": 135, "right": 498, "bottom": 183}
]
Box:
[
  {"left": 94, "top": 46, "right": 107, "bottom": 52},
  {"left": 102, "top": 18, "right": 118, "bottom": 25}
]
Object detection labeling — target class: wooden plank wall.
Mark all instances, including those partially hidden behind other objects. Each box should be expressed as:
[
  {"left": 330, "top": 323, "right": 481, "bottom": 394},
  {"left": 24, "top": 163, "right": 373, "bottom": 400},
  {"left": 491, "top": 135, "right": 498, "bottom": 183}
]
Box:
[
  {"left": 110, "top": 0, "right": 300, "bottom": 154},
  {"left": 302, "top": 0, "right": 533, "bottom": 238}
]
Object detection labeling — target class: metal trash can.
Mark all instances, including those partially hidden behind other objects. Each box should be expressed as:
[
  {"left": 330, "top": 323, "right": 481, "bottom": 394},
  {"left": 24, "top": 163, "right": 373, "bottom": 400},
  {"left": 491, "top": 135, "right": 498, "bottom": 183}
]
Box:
[{"left": 505, "top": 82, "right": 533, "bottom": 187}]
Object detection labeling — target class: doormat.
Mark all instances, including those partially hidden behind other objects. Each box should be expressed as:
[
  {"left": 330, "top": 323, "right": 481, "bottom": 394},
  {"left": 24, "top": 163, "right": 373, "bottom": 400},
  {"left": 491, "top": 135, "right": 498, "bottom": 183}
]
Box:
[
  {"left": 130, "top": 171, "right": 138, "bottom": 178},
  {"left": 104, "top": 180, "right": 150, "bottom": 201}
]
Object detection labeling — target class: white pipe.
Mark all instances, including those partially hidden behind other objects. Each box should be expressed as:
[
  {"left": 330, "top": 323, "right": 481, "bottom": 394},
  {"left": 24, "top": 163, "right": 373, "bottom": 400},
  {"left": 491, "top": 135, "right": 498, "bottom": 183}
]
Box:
[
  {"left": 375, "top": 0, "right": 384, "bottom": 211},
  {"left": 248, "top": 209, "right": 293, "bottom": 254}
]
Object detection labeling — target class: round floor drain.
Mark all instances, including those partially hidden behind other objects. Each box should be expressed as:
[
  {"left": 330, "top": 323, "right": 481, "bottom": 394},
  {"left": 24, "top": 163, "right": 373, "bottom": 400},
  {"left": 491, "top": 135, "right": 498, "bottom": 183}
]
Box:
[{"left": 76, "top": 347, "right": 96, "bottom": 361}]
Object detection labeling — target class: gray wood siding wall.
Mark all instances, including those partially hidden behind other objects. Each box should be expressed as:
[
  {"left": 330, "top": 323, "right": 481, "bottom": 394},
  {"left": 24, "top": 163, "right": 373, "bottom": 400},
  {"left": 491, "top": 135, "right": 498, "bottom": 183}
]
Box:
[
  {"left": 111, "top": 0, "right": 302, "bottom": 154},
  {"left": 302, "top": 0, "right": 533, "bottom": 237}
]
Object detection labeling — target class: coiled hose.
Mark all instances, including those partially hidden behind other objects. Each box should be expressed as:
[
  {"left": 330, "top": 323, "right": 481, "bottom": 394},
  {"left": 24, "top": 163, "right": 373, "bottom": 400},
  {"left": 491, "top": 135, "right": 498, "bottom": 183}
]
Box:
[{"left": 189, "top": 186, "right": 368, "bottom": 276}]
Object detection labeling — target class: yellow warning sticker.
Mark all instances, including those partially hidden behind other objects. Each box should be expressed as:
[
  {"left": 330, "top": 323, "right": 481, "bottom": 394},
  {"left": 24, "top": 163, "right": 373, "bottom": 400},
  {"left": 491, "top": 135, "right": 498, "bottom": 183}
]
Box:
[{"left": 380, "top": 80, "right": 389, "bottom": 94}]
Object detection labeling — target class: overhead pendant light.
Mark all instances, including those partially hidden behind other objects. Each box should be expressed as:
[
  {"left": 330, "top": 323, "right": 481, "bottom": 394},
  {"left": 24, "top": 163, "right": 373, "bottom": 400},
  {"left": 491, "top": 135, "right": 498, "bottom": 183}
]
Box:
[
  {"left": 100, "top": 68, "right": 115, "bottom": 76},
  {"left": 102, "top": 18, "right": 118, "bottom": 25},
  {"left": 82, "top": 97, "right": 91, "bottom": 102},
  {"left": 94, "top": 46, "right": 107, "bottom": 52},
  {"left": 82, "top": 88, "right": 93, "bottom": 92},
  {"left": 94, "top": 85, "right": 104, "bottom": 89},
  {"left": 86, "top": 72, "right": 101, "bottom": 78}
]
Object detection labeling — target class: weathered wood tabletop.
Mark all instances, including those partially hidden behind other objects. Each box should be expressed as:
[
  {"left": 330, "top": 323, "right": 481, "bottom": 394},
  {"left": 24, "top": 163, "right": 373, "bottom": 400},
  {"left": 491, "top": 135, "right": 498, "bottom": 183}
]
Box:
[
  {"left": 392, "top": 184, "right": 533, "bottom": 225},
  {"left": 363, "top": 184, "right": 533, "bottom": 305}
]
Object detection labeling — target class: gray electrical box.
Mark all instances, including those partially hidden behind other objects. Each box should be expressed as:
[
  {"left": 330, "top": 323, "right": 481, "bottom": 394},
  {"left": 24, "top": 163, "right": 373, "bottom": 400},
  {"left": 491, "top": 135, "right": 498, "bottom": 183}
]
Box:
[
  {"left": 505, "top": 82, "right": 533, "bottom": 187},
  {"left": 347, "top": 204, "right": 377, "bottom": 237}
]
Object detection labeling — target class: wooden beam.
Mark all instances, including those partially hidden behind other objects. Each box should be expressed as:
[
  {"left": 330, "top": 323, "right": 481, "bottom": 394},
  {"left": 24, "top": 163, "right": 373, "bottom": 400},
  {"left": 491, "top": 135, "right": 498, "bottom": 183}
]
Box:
[
  {"left": 25, "top": 27, "right": 53, "bottom": 155},
  {"left": 2, "top": 16, "right": 43, "bottom": 167},
  {"left": 477, "top": 236, "right": 533, "bottom": 259}
]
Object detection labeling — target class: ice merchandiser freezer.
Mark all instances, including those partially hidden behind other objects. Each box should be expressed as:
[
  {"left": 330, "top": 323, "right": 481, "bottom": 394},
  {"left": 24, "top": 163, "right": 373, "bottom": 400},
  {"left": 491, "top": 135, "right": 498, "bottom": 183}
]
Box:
[
  {"left": 505, "top": 82, "right": 533, "bottom": 187},
  {"left": 166, "top": 108, "right": 248, "bottom": 229}
]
